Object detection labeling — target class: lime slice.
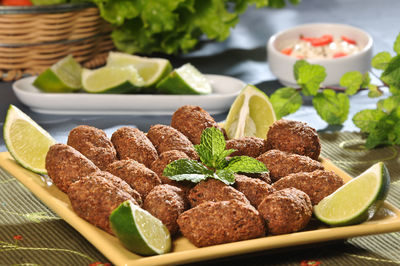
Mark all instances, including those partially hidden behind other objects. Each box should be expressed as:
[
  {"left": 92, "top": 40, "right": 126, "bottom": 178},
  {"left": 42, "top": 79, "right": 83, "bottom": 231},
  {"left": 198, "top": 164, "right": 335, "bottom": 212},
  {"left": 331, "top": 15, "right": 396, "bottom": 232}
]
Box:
[
  {"left": 106, "top": 52, "right": 172, "bottom": 88},
  {"left": 81, "top": 66, "right": 144, "bottom": 94},
  {"left": 33, "top": 54, "right": 82, "bottom": 93},
  {"left": 3, "top": 105, "right": 56, "bottom": 174},
  {"left": 224, "top": 85, "right": 277, "bottom": 139},
  {"left": 314, "top": 162, "right": 390, "bottom": 226},
  {"left": 109, "top": 200, "right": 171, "bottom": 256},
  {"left": 156, "top": 63, "right": 212, "bottom": 95}
]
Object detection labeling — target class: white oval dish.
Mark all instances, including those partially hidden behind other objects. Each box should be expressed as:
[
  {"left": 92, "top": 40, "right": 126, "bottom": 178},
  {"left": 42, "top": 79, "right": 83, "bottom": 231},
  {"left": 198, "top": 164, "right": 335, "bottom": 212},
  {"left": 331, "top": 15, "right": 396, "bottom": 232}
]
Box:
[
  {"left": 12, "top": 75, "right": 245, "bottom": 115},
  {"left": 267, "top": 23, "right": 373, "bottom": 86}
]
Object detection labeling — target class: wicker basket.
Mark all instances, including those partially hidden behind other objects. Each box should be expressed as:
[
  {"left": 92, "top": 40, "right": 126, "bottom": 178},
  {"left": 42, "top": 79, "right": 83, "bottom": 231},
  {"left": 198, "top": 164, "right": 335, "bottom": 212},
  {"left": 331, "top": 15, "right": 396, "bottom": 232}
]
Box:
[{"left": 0, "top": 3, "right": 114, "bottom": 81}]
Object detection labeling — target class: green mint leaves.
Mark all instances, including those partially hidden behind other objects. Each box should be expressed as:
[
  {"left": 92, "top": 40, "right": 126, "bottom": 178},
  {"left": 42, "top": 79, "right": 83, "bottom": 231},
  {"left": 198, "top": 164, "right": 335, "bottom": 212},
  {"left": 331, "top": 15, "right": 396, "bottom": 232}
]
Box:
[
  {"left": 270, "top": 87, "right": 302, "bottom": 119},
  {"left": 163, "top": 127, "right": 268, "bottom": 185},
  {"left": 294, "top": 60, "right": 326, "bottom": 96}
]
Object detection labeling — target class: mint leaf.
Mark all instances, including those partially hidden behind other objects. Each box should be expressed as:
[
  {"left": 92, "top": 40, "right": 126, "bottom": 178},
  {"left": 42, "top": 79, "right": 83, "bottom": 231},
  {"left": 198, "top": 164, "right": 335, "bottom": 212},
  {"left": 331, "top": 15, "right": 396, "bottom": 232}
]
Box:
[
  {"left": 163, "top": 158, "right": 212, "bottom": 179},
  {"left": 293, "top": 60, "right": 308, "bottom": 81},
  {"left": 296, "top": 64, "right": 327, "bottom": 96},
  {"left": 270, "top": 87, "right": 302, "bottom": 119},
  {"left": 224, "top": 156, "right": 268, "bottom": 173},
  {"left": 168, "top": 174, "right": 209, "bottom": 183},
  {"left": 214, "top": 169, "right": 236, "bottom": 185},
  {"left": 352, "top": 109, "right": 387, "bottom": 133},
  {"left": 340, "top": 71, "right": 363, "bottom": 95},
  {"left": 377, "top": 95, "right": 400, "bottom": 112},
  {"left": 367, "top": 84, "right": 382, "bottom": 98},
  {"left": 312, "top": 89, "right": 349, "bottom": 125},
  {"left": 394, "top": 33, "right": 400, "bottom": 54},
  {"left": 361, "top": 72, "right": 371, "bottom": 88},
  {"left": 381, "top": 55, "right": 400, "bottom": 92},
  {"left": 364, "top": 111, "right": 400, "bottom": 148},
  {"left": 195, "top": 127, "right": 226, "bottom": 168},
  {"left": 371, "top": 52, "right": 392, "bottom": 70}
]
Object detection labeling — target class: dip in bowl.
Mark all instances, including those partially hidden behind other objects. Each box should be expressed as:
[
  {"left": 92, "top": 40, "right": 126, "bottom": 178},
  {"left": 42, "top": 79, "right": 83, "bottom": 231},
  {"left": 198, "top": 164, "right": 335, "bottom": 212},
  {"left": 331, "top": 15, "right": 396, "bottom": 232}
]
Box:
[{"left": 267, "top": 23, "right": 373, "bottom": 86}]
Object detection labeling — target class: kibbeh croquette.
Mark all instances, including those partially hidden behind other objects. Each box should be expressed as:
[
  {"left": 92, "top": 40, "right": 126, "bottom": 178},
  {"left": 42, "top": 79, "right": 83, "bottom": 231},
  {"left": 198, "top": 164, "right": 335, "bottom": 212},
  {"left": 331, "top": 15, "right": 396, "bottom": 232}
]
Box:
[
  {"left": 257, "top": 188, "right": 312, "bottom": 235},
  {"left": 46, "top": 143, "right": 99, "bottom": 193},
  {"left": 188, "top": 178, "right": 250, "bottom": 207},
  {"left": 234, "top": 174, "right": 275, "bottom": 207},
  {"left": 225, "top": 137, "right": 268, "bottom": 158},
  {"left": 150, "top": 150, "right": 189, "bottom": 184},
  {"left": 111, "top": 127, "right": 158, "bottom": 168},
  {"left": 143, "top": 184, "right": 188, "bottom": 235},
  {"left": 266, "top": 119, "right": 321, "bottom": 160},
  {"left": 68, "top": 172, "right": 140, "bottom": 235},
  {"left": 146, "top": 124, "right": 198, "bottom": 160},
  {"left": 257, "top": 149, "right": 324, "bottom": 182},
  {"left": 171, "top": 105, "right": 223, "bottom": 145},
  {"left": 177, "top": 200, "right": 265, "bottom": 247},
  {"left": 272, "top": 170, "right": 344, "bottom": 205},
  {"left": 67, "top": 125, "right": 117, "bottom": 170},
  {"left": 106, "top": 159, "right": 161, "bottom": 198}
]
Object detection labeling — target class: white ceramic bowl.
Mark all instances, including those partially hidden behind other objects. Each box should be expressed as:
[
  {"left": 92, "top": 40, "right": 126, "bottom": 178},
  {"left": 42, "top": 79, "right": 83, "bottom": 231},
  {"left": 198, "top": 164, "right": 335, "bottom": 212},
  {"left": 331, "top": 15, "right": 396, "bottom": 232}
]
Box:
[{"left": 267, "top": 23, "right": 373, "bottom": 86}]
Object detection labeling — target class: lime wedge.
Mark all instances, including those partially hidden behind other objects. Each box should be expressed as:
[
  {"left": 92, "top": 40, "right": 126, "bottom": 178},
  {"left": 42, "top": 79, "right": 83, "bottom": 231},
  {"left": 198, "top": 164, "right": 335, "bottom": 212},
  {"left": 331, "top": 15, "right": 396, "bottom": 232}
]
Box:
[
  {"left": 109, "top": 200, "right": 171, "bottom": 256},
  {"left": 224, "top": 85, "right": 276, "bottom": 139},
  {"left": 81, "top": 66, "right": 144, "bottom": 94},
  {"left": 33, "top": 54, "right": 82, "bottom": 93},
  {"left": 314, "top": 162, "right": 390, "bottom": 226},
  {"left": 3, "top": 105, "right": 56, "bottom": 174},
  {"left": 156, "top": 63, "right": 212, "bottom": 95},
  {"left": 106, "top": 52, "right": 172, "bottom": 88}
]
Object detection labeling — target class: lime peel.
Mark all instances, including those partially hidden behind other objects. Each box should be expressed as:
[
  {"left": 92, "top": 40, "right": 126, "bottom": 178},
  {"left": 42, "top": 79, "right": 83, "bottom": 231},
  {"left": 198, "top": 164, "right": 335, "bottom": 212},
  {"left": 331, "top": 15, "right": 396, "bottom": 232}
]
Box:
[
  {"left": 314, "top": 162, "right": 390, "bottom": 226},
  {"left": 3, "top": 105, "right": 56, "bottom": 175}
]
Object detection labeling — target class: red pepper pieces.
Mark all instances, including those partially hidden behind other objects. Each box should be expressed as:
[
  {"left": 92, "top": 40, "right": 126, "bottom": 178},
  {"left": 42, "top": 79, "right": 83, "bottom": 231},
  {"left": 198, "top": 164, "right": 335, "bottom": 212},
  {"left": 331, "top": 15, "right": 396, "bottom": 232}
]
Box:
[
  {"left": 341, "top": 35, "right": 357, "bottom": 45},
  {"left": 301, "top": 34, "right": 334, "bottom": 47},
  {"left": 333, "top": 52, "right": 348, "bottom": 58},
  {"left": 281, "top": 47, "right": 293, "bottom": 55}
]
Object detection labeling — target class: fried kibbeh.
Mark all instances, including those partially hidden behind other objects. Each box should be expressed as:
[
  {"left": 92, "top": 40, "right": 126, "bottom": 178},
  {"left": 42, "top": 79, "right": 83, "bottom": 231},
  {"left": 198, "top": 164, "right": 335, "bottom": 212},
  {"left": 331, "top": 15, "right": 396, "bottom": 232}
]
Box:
[
  {"left": 234, "top": 174, "right": 275, "bottom": 207},
  {"left": 68, "top": 172, "right": 140, "bottom": 235},
  {"left": 243, "top": 172, "right": 272, "bottom": 184},
  {"left": 177, "top": 200, "right": 265, "bottom": 247},
  {"left": 106, "top": 159, "right": 161, "bottom": 198},
  {"left": 147, "top": 124, "right": 198, "bottom": 160},
  {"left": 67, "top": 125, "right": 117, "bottom": 170},
  {"left": 45, "top": 143, "right": 99, "bottom": 193},
  {"left": 188, "top": 178, "right": 250, "bottom": 207},
  {"left": 257, "top": 149, "right": 324, "bottom": 182},
  {"left": 171, "top": 105, "right": 223, "bottom": 145},
  {"left": 111, "top": 127, "right": 158, "bottom": 168},
  {"left": 272, "top": 170, "right": 344, "bottom": 205},
  {"left": 266, "top": 119, "right": 321, "bottom": 160},
  {"left": 143, "top": 184, "right": 187, "bottom": 236},
  {"left": 226, "top": 137, "right": 268, "bottom": 158},
  {"left": 257, "top": 188, "right": 312, "bottom": 235}
]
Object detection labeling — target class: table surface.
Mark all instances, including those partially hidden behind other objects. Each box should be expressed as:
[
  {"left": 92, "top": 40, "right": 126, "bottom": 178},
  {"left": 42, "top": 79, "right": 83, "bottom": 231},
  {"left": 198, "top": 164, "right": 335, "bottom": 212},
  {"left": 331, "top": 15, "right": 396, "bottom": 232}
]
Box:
[{"left": 1, "top": 0, "right": 400, "bottom": 265}]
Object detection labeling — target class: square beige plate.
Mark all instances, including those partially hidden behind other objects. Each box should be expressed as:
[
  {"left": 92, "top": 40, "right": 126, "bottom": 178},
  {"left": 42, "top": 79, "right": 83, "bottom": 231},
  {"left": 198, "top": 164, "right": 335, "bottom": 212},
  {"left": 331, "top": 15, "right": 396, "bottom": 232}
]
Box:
[{"left": 1, "top": 152, "right": 400, "bottom": 266}]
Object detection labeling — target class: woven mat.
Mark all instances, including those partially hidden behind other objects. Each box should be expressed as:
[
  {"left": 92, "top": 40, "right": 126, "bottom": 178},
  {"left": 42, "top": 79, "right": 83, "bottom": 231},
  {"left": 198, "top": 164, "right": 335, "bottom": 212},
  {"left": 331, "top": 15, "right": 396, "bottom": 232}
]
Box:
[{"left": 0, "top": 132, "right": 399, "bottom": 266}]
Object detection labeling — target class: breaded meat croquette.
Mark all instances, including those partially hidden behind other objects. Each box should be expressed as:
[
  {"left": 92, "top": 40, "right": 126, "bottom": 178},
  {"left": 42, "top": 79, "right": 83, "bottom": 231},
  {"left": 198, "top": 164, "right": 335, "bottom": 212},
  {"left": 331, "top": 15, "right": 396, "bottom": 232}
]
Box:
[
  {"left": 46, "top": 144, "right": 99, "bottom": 193},
  {"left": 257, "top": 188, "right": 312, "bottom": 235},
  {"left": 67, "top": 172, "right": 139, "bottom": 235},
  {"left": 177, "top": 200, "right": 265, "bottom": 247},
  {"left": 111, "top": 127, "right": 158, "bottom": 168},
  {"left": 188, "top": 178, "right": 250, "bottom": 207},
  {"left": 244, "top": 172, "right": 272, "bottom": 184},
  {"left": 272, "top": 170, "right": 344, "bottom": 205},
  {"left": 106, "top": 159, "right": 161, "bottom": 198},
  {"left": 147, "top": 124, "right": 198, "bottom": 160},
  {"left": 67, "top": 125, "right": 117, "bottom": 170},
  {"left": 226, "top": 137, "right": 268, "bottom": 158},
  {"left": 257, "top": 149, "right": 324, "bottom": 182},
  {"left": 150, "top": 150, "right": 189, "bottom": 184},
  {"left": 143, "top": 184, "right": 187, "bottom": 235},
  {"left": 234, "top": 174, "right": 275, "bottom": 207},
  {"left": 170, "top": 105, "right": 223, "bottom": 145},
  {"left": 266, "top": 119, "right": 321, "bottom": 160}
]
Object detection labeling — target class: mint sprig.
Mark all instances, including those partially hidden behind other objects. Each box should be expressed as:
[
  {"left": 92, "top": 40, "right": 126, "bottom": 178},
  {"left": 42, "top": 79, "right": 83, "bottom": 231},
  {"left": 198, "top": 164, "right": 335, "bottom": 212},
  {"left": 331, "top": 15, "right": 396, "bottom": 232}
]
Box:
[
  {"left": 163, "top": 127, "right": 268, "bottom": 185},
  {"left": 269, "top": 32, "right": 400, "bottom": 148}
]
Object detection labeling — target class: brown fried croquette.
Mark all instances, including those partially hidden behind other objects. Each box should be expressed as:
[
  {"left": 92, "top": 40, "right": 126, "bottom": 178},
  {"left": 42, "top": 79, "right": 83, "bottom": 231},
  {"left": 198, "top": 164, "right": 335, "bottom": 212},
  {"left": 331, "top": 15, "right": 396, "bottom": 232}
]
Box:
[
  {"left": 226, "top": 137, "right": 268, "bottom": 158},
  {"left": 234, "top": 174, "right": 275, "bottom": 207}
]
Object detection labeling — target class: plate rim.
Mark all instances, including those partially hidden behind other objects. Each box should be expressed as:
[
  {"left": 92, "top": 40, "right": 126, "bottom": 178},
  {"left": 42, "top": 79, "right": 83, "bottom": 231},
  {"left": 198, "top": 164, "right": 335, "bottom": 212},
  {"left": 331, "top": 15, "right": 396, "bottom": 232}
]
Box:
[{"left": 1, "top": 152, "right": 400, "bottom": 266}]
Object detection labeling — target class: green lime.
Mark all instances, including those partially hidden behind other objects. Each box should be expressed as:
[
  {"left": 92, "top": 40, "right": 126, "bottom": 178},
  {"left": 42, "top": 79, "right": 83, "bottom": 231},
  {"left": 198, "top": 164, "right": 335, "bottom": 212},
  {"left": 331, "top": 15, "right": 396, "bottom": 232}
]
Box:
[
  {"left": 314, "top": 162, "right": 390, "bottom": 226},
  {"left": 3, "top": 105, "right": 56, "bottom": 175},
  {"left": 81, "top": 66, "right": 144, "bottom": 94},
  {"left": 224, "top": 85, "right": 276, "bottom": 139},
  {"left": 156, "top": 63, "right": 212, "bottom": 95},
  {"left": 109, "top": 200, "right": 171, "bottom": 256},
  {"left": 33, "top": 54, "right": 82, "bottom": 93},
  {"left": 106, "top": 52, "right": 172, "bottom": 88}
]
